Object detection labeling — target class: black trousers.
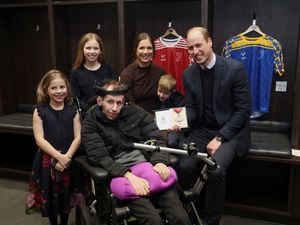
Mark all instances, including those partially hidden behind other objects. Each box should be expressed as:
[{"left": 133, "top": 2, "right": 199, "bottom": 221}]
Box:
[
  {"left": 176, "top": 127, "right": 236, "bottom": 225},
  {"left": 125, "top": 185, "right": 191, "bottom": 225}
]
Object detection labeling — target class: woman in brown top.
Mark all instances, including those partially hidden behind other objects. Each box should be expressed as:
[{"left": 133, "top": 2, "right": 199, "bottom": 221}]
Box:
[{"left": 120, "top": 32, "right": 165, "bottom": 113}]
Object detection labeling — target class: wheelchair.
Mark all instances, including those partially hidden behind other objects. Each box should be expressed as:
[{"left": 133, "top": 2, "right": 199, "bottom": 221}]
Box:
[{"left": 73, "top": 142, "right": 217, "bottom": 225}]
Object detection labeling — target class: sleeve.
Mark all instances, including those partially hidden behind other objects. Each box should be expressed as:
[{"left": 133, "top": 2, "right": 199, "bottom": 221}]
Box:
[
  {"left": 81, "top": 110, "right": 129, "bottom": 177},
  {"left": 183, "top": 67, "right": 198, "bottom": 127},
  {"left": 218, "top": 63, "right": 251, "bottom": 141},
  {"left": 69, "top": 69, "right": 81, "bottom": 99},
  {"left": 120, "top": 65, "right": 136, "bottom": 103},
  {"left": 272, "top": 39, "right": 285, "bottom": 76},
  {"left": 69, "top": 69, "right": 90, "bottom": 111},
  {"left": 107, "top": 64, "right": 118, "bottom": 80}
]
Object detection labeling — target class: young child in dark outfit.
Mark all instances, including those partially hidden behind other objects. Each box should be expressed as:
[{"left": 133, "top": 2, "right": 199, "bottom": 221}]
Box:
[
  {"left": 157, "top": 74, "right": 186, "bottom": 148},
  {"left": 26, "top": 69, "right": 82, "bottom": 225}
]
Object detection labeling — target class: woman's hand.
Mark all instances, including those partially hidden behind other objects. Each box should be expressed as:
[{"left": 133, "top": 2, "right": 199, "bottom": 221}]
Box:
[{"left": 153, "top": 163, "right": 171, "bottom": 181}]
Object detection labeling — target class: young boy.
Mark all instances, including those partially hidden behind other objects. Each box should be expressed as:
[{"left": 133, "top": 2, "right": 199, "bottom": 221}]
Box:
[{"left": 157, "top": 74, "right": 185, "bottom": 148}]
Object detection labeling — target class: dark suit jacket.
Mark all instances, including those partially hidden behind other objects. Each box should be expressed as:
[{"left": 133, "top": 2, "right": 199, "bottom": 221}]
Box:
[{"left": 183, "top": 55, "right": 251, "bottom": 156}]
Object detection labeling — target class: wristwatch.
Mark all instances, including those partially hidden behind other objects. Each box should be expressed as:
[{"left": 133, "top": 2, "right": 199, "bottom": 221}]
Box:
[{"left": 215, "top": 136, "right": 224, "bottom": 143}]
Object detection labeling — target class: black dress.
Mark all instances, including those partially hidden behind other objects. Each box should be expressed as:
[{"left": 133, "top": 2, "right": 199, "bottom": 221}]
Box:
[{"left": 26, "top": 104, "right": 81, "bottom": 217}]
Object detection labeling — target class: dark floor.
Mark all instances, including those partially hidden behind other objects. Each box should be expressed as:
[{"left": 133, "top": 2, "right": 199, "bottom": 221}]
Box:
[
  {"left": 0, "top": 133, "right": 290, "bottom": 225},
  {"left": 0, "top": 175, "right": 287, "bottom": 225}
]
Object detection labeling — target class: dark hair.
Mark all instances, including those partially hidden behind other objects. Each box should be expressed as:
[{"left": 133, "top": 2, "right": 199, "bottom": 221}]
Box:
[
  {"left": 131, "top": 32, "right": 155, "bottom": 61},
  {"left": 94, "top": 79, "right": 128, "bottom": 97}
]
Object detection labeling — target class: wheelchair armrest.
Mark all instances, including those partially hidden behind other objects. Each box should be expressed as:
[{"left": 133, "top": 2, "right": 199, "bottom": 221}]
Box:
[{"left": 74, "top": 156, "right": 110, "bottom": 184}]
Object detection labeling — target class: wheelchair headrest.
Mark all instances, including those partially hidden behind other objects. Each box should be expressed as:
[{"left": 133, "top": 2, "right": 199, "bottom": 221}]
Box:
[{"left": 94, "top": 80, "right": 129, "bottom": 97}]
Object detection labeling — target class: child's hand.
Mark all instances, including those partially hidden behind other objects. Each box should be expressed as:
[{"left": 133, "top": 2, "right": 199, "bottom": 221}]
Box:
[
  {"left": 167, "top": 124, "right": 181, "bottom": 133},
  {"left": 55, "top": 162, "right": 65, "bottom": 172},
  {"left": 58, "top": 153, "right": 72, "bottom": 168}
]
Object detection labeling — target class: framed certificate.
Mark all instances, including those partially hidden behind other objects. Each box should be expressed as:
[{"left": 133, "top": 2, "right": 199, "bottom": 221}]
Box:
[{"left": 154, "top": 107, "right": 188, "bottom": 130}]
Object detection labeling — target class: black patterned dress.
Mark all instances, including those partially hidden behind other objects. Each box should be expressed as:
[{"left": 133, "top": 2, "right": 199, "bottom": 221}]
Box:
[{"left": 26, "top": 104, "right": 82, "bottom": 217}]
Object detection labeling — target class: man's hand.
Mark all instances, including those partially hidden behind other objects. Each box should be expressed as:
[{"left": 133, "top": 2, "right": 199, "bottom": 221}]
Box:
[
  {"left": 153, "top": 163, "right": 171, "bottom": 181},
  {"left": 206, "top": 137, "right": 222, "bottom": 156},
  {"left": 124, "top": 172, "right": 150, "bottom": 196}
]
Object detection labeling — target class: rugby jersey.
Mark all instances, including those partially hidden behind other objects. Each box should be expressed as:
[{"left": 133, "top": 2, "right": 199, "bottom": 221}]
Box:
[
  {"left": 222, "top": 34, "right": 284, "bottom": 118},
  {"left": 154, "top": 36, "right": 192, "bottom": 95}
]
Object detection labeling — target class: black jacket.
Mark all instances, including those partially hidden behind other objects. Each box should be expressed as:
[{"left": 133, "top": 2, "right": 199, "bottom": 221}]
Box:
[
  {"left": 81, "top": 104, "right": 168, "bottom": 178},
  {"left": 183, "top": 55, "right": 251, "bottom": 156},
  {"left": 160, "top": 91, "right": 185, "bottom": 109}
]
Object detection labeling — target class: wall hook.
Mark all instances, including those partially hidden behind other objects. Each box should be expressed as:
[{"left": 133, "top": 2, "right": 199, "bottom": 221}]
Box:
[
  {"left": 35, "top": 25, "right": 39, "bottom": 32},
  {"left": 96, "top": 23, "right": 101, "bottom": 30}
]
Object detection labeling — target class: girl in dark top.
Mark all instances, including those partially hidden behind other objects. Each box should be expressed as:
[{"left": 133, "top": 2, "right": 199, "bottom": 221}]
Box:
[
  {"left": 120, "top": 32, "right": 165, "bottom": 113},
  {"left": 70, "top": 33, "right": 117, "bottom": 113},
  {"left": 26, "top": 70, "right": 81, "bottom": 225}
]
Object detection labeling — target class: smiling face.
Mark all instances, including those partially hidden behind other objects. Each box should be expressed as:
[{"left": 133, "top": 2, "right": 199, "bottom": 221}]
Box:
[
  {"left": 83, "top": 39, "right": 101, "bottom": 64},
  {"left": 187, "top": 28, "right": 213, "bottom": 67},
  {"left": 136, "top": 39, "right": 154, "bottom": 67},
  {"left": 47, "top": 77, "right": 67, "bottom": 105}
]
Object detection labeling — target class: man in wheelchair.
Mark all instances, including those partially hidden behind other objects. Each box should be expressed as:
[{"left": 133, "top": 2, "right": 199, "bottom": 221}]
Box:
[{"left": 80, "top": 79, "right": 191, "bottom": 225}]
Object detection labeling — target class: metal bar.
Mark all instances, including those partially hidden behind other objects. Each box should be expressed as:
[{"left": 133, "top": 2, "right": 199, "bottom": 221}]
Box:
[{"left": 133, "top": 143, "right": 216, "bottom": 167}]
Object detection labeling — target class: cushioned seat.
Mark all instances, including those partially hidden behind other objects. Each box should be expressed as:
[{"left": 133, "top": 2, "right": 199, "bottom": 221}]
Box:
[
  {"left": 0, "top": 112, "right": 33, "bottom": 135},
  {"left": 249, "top": 120, "right": 291, "bottom": 158}
]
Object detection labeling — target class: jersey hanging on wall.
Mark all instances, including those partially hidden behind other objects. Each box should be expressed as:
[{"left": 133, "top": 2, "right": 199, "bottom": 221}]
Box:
[
  {"left": 154, "top": 37, "right": 192, "bottom": 95},
  {"left": 222, "top": 34, "right": 285, "bottom": 119}
]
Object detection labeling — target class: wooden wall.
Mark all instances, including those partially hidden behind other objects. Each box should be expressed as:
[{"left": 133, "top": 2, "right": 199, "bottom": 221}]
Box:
[
  {"left": 213, "top": 0, "right": 300, "bottom": 123},
  {"left": 0, "top": 0, "right": 300, "bottom": 141}
]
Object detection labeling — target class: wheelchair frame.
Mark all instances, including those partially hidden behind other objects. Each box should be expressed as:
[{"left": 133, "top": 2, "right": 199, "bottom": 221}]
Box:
[{"left": 74, "top": 142, "right": 217, "bottom": 225}]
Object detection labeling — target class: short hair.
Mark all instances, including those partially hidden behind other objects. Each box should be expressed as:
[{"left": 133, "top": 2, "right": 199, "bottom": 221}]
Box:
[
  {"left": 95, "top": 79, "right": 128, "bottom": 97},
  {"left": 158, "top": 74, "right": 176, "bottom": 91},
  {"left": 187, "top": 27, "right": 211, "bottom": 42}
]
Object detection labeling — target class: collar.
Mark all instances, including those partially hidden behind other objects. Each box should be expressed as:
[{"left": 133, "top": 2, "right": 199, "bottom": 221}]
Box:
[{"left": 200, "top": 53, "right": 216, "bottom": 70}]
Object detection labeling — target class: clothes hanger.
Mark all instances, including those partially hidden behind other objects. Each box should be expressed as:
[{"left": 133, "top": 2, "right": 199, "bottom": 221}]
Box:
[
  {"left": 240, "top": 13, "right": 265, "bottom": 37},
  {"left": 160, "top": 21, "right": 181, "bottom": 39}
]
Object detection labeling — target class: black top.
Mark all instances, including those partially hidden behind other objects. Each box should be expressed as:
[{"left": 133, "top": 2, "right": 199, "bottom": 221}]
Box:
[
  {"left": 70, "top": 64, "right": 117, "bottom": 111},
  {"left": 200, "top": 67, "right": 219, "bottom": 130},
  {"left": 37, "top": 104, "right": 77, "bottom": 153},
  {"left": 160, "top": 91, "right": 185, "bottom": 109}
]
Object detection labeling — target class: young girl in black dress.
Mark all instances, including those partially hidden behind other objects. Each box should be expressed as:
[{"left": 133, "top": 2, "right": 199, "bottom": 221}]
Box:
[{"left": 26, "top": 69, "right": 81, "bottom": 225}]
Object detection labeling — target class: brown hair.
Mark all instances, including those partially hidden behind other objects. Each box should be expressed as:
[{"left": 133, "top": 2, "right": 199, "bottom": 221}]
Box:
[
  {"left": 36, "top": 69, "right": 71, "bottom": 104},
  {"left": 73, "top": 33, "right": 106, "bottom": 69},
  {"left": 131, "top": 32, "right": 155, "bottom": 61}
]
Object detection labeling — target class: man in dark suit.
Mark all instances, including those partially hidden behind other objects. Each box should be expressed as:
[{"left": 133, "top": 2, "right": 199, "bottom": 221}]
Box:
[{"left": 176, "top": 27, "right": 251, "bottom": 225}]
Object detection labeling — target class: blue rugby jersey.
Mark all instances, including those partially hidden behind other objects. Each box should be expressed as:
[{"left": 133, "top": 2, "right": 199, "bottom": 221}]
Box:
[{"left": 222, "top": 34, "right": 284, "bottom": 118}]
